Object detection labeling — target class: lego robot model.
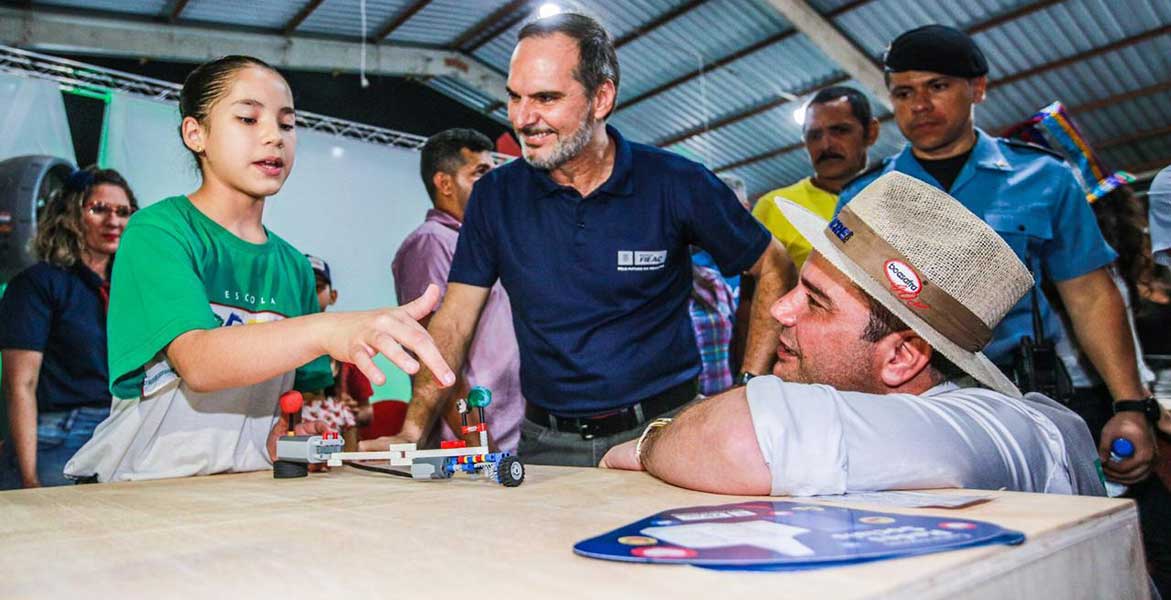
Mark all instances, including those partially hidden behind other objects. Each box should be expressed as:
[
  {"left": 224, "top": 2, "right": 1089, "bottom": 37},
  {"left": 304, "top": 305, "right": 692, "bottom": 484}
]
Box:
[{"left": 274, "top": 386, "right": 524, "bottom": 487}]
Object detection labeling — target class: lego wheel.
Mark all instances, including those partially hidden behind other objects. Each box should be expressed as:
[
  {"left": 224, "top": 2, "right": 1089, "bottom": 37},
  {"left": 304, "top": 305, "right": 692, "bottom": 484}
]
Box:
[
  {"left": 496, "top": 456, "right": 525, "bottom": 487},
  {"left": 273, "top": 460, "right": 308, "bottom": 479}
]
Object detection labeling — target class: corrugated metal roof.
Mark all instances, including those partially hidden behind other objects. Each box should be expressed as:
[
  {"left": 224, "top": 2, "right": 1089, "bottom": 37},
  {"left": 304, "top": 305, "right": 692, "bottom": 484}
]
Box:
[
  {"left": 978, "top": 35, "right": 1171, "bottom": 135},
  {"left": 387, "top": 0, "right": 512, "bottom": 46},
  {"left": 35, "top": 0, "right": 168, "bottom": 17},
  {"left": 181, "top": 0, "right": 305, "bottom": 30},
  {"left": 837, "top": 0, "right": 1025, "bottom": 59},
  {"left": 472, "top": 0, "right": 690, "bottom": 72},
  {"left": 297, "top": 0, "right": 414, "bottom": 37},
  {"left": 1071, "top": 90, "right": 1171, "bottom": 148},
  {"left": 976, "top": 0, "right": 1162, "bottom": 78},
  {"left": 616, "top": 0, "right": 790, "bottom": 102},
  {"left": 19, "top": 0, "right": 1171, "bottom": 196},
  {"left": 611, "top": 34, "right": 840, "bottom": 145},
  {"left": 1100, "top": 133, "right": 1171, "bottom": 173}
]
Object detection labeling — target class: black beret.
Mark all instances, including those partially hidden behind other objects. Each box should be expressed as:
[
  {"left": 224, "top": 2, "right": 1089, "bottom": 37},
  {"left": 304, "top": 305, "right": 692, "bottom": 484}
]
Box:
[{"left": 883, "top": 24, "right": 988, "bottom": 78}]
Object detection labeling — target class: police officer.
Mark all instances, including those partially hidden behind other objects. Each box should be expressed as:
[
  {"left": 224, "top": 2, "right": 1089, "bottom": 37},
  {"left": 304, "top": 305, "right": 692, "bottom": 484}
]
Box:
[{"left": 836, "top": 25, "right": 1159, "bottom": 486}]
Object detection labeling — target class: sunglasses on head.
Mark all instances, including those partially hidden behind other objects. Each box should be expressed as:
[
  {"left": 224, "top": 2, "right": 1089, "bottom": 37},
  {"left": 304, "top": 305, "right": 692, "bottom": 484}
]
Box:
[{"left": 84, "top": 202, "right": 135, "bottom": 218}]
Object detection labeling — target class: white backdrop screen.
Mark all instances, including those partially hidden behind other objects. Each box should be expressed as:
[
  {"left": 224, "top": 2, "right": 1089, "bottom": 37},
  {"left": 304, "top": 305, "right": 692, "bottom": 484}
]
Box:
[{"left": 0, "top": 73, "right": 75, "bottom": 163}]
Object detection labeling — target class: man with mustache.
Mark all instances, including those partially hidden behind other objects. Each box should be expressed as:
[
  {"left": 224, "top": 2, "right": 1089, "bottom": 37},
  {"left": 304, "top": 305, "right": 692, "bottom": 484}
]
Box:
[
  {"left": 601, "top": 172, "right": 1105, "bottom": 500},
  {"left": 366, "top": 13, "right": 793, "bottom": 466},
  {"left": 753, "top": 86, "right": 879, "bottom": 269},
  {"left": 835, "top": 25, "right": 1160, "bottom": 490}
]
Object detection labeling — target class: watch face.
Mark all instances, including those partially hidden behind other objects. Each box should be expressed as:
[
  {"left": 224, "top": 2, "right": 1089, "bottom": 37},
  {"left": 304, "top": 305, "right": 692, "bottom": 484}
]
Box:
[{"left": 1145, "top": 399, "right": 1161, "bottom": 422}]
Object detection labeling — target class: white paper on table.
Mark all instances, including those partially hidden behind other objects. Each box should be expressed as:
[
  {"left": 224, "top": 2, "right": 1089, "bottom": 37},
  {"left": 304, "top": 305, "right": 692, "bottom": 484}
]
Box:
[
  {"left": 814, "top": 491, "right": 993, "bottom": 509},
  {"left": 641, "top": 521, "right": 815, "bottom": 557}
]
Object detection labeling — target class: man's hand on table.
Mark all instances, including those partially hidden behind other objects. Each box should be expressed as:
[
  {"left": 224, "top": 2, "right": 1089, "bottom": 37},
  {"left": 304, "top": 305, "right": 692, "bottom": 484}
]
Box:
[
  {"left": 357, "top": 422, "right": 421, "bottom": 452},
  {"left": 1100, "top": 411, "right": 1157, "bottom": 484},
  {"left": 267, "top": 411, "right": 331, "bottom": 472},
  {"left": 599, "top": 439, "right": 643, "bottom": 471}
]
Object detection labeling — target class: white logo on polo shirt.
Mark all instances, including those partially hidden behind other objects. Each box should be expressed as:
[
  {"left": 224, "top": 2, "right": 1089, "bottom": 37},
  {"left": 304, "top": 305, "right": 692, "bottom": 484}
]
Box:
[{"left": 617, "top": 250, "right": 667, "bottom": 271}]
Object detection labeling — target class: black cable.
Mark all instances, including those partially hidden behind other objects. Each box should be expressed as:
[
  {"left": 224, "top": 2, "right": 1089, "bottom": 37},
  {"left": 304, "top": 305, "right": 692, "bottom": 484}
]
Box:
[{"left": 342, "top": 460, "right": 411, "bottom": 478}]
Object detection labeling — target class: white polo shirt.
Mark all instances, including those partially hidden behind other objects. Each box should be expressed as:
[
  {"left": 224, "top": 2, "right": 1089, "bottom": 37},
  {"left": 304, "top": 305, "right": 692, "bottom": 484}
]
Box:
[{"left": 746, "top": 376, "right": 1095, "bottom": 496}]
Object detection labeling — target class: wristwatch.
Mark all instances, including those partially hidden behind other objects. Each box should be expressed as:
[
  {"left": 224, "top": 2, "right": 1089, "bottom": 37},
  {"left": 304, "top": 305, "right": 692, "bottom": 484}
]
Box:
[
  {"left": 1113, "top": 396, "right": 1161, "bottom": 427},
  {"left": 735, "top": 371, "right": 757, "bottom": 386},
  {"left": 635, "top": 418, "right": 673, "bottom": 466}
]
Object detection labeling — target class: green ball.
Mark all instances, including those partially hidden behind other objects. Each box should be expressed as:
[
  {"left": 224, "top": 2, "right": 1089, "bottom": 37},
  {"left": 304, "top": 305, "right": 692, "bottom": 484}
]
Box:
[{"left": 467, "top": 386, "right": 492, "bottom": 408}]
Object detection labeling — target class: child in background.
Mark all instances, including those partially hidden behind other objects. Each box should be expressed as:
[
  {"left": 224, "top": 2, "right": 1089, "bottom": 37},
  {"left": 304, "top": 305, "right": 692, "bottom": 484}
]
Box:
[
  {"left": 65, "top": 55, "right": 452, "bottom": 482},
  {"left": 303, "top": 255, "right": 374, "bottom": 450}
]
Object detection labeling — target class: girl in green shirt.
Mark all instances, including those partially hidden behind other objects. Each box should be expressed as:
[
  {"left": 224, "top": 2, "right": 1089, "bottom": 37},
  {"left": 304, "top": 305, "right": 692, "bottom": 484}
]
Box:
[{"left": 66, "top": 56, "right": 454, "bottom": 482}]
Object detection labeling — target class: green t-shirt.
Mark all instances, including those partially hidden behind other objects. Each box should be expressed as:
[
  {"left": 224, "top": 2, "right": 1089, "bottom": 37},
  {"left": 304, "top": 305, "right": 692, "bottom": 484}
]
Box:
[{"left": 107, "top": 195, "right": 332, "bottom": 399}]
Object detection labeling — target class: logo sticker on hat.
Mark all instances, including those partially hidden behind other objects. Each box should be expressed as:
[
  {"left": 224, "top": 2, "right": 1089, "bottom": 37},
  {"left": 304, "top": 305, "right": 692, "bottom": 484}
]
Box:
[
  {"left": 828, "top": 218, "right": 854, "bottom": 242},
  {"left": 884, "top": 259, "right": 929, "bottom": 310}
]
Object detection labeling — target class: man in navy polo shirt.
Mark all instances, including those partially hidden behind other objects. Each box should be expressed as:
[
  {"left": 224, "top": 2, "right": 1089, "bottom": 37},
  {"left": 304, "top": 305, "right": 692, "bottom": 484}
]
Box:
[{"left": 376, "top": 13, "right": 792, "bottom": 466}]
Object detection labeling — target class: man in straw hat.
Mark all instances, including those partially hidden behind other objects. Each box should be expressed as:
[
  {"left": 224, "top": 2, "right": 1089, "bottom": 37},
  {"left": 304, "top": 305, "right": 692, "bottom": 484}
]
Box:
[
  {"left": 838, "top": 24, "right": 1158, "bottom": 488},
  {"left": 601, "top": 173, "right": 1104, "bottom": 497}
]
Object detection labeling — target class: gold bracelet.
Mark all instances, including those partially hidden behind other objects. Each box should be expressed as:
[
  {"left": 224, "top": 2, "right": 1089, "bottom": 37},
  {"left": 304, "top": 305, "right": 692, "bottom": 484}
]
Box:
[{"left": 635, "top": 418, "right": 673, "bottom": 466}]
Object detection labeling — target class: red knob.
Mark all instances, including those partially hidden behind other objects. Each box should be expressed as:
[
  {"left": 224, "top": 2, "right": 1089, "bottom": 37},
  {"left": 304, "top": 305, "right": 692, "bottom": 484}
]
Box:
[{"left": 279, "top": 390, "right": 303, "bottom": 415}]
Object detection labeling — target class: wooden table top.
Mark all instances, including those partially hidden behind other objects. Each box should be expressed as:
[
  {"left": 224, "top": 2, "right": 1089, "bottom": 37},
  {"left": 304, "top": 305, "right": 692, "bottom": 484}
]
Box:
[{"left": 0, "top": 465, "right": 1137, "bottom": 599}]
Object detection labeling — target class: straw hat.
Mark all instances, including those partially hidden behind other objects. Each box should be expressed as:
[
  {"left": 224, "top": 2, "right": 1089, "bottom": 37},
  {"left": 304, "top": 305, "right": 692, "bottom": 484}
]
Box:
[{"left": 778, "top": 172, "right": 1032, "bottom": 397}]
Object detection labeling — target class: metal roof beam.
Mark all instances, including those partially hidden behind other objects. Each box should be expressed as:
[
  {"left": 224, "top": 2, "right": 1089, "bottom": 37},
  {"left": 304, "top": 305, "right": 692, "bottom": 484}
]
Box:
[
  {"left": 617, "top": 30, "right": 795, "bottom": 112},
  {"left": 614, "top": 0, "right": 708, "bottom": 48},
  {"left": 452, "top": 0, "right": 533, "bottom": 52},
  {"left": 760, "top": 0, "right": 888, "bottom": 109},
  {"left": 657, "top": 73, "right": 848, "bottom": 148},
  {"left": 167, "top": 0, "right": 190, "bottom": 23},
  {"left": 1096, "top": 125, "right": 1171, "bottom": 151},
  {"left": 374, "top": 0, "right": 432, "bottom": 41},
  {"left": 967, "top": 0, "right": 1064, "bottom": 34},
  {"left": 1124, "top": 156, "right": 1171, "bottom": 175},
  {"left": 617, "top": 0, "right": 870, "bottom": 114},
  {"left": 0, "top": 6, "right": 508, "bottom": 104},
  {"left": 995, "top": 24, "right": 1171, "bottom": 88},
  {"left": 282, "top": 0, "right": 326, "bottom": 36},
  {"left": 1066, "top": 81, "right": 1171, "bottom": 115}
]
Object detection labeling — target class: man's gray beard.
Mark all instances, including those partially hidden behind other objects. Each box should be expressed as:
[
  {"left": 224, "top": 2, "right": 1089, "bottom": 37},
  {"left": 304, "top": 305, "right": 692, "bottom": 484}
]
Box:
[{"left": 522, "top": 112, "right": 596, "bottom": 171}]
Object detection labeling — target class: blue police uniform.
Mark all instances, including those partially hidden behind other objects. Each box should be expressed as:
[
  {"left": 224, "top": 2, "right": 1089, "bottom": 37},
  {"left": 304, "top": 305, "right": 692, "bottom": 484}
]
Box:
[
  {"left": 449, "top": 125, "right": 770, "bottom": 416},
  {"left": 836, "top": 129, "right": 1117, "bottom": 363}
]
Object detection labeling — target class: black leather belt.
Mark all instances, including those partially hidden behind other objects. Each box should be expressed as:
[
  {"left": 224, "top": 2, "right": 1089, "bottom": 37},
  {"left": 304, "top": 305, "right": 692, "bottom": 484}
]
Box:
[{"left": 525, "top": 379, "right": 698, "bottom": 440}]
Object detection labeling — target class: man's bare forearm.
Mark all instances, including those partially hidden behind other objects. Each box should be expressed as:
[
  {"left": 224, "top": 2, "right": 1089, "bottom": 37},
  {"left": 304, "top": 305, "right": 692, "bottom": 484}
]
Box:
[
  {"left": 741, "top": 241, "right": 796, "bottom": 374},
  {"left": 641, "top": 388, "right": 771, "bottom": 495},
  {"left": 1058, "top": 269, "right": 1147, "bottom": 401},
  {"left": 401, "top": 284, "right": 490, "bottom": 442},
  {"left": 402, "top": 330, "right": 471, "bottom": 442}
]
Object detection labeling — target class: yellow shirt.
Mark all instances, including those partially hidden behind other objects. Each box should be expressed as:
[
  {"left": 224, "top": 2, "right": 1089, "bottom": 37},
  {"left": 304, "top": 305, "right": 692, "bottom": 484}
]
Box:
[{"left": 752, "top": 177, "right": 839, "bottom": 269}]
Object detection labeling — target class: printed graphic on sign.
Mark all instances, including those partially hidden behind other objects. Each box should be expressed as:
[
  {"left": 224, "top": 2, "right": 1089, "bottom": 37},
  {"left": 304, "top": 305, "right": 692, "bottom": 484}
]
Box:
[
  {"left": 574, "top": 500, "right": 1024, "bottom": 570},
  {"left": 617, "top": 250, "right": 668, "bottom": 272},
  {"left": 632, "top": 546, "right": 698, "bottom": 559},
  {"left": 883, "top": 259, "right": 929, "bottom": 309}
]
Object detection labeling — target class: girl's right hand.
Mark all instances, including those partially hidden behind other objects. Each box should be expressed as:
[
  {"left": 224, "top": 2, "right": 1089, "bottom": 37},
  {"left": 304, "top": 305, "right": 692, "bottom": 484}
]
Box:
[{"left": 319, "top": 284, "right": 455, "bottom": 388}]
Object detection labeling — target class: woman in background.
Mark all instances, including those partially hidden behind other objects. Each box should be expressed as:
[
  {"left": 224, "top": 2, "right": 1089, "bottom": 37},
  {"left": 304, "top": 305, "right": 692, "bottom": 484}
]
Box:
[{"left": 0, "top": 167, "right": 136, "bottom": 488}]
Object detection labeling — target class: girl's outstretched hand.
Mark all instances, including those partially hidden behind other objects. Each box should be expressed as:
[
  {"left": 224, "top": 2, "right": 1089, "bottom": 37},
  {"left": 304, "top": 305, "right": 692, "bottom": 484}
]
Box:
[{"left": 320, "top": 284, "right": 455, "bottom": 388}]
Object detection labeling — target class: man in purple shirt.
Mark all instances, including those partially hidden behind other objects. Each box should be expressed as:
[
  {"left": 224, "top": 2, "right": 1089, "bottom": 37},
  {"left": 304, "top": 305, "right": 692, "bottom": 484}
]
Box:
[{"left": 382, "top": 129, "right": 524, "bottom": 453}]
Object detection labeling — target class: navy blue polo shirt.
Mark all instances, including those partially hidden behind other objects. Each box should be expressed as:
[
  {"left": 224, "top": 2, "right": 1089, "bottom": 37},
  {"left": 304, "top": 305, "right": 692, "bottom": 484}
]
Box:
[
  {"left": 0, "top": 262, "right": 111, "bottom": 412},
  {"left": 449, "top": 125, "right": 771, "bottom": 415}
]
